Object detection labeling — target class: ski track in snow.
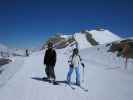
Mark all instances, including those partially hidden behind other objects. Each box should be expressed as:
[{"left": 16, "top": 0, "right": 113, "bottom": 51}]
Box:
[{"left": 0, "top": 46, "right": 133, "bottom": 100}]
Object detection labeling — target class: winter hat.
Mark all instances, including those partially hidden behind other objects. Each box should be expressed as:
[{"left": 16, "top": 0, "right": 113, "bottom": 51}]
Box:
[
  {"left": 48, "top": 42, "right": 53, "bottom": 48},
  {"left": 73, "top": 48, "right": 79, "bottom": 55}
]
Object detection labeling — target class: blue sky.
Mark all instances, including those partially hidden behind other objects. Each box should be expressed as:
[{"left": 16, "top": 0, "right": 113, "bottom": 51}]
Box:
[{"left": 0, "top": 0, "right": 133, "bottom": 48}]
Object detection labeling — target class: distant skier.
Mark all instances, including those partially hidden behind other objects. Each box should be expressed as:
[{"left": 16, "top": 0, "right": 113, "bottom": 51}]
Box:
[
  {"left": 26, "top": 49, "right": 29, "bottom": 56},
  {"left": 44, "top": 42, "right": 57, "bottom": 83},
  {"left": 67, "top": 48, "right": 85, "bottom": 86}
]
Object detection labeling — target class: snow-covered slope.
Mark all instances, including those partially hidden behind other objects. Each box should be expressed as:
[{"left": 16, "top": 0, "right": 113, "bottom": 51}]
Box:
[
  {"left": 0, "top": 44, "right": 27, "bottom": 57},
  {"left": 74, "top": 32, "right": 92, "bottom": 49},
  {"left": 0, "top": 57, "right": 24, "bottom": 87},
  {"left": 10, "top": 49, "right": 27, "bottom": 56},
  {"left": 0, "top": 44, "right": 133, "bottom": 100},
  {"left": 87, "top": 29, "right": 121, "bottom": 44},
  {"left": 60, "top": 35, "right": 72, "bottom": 40}
]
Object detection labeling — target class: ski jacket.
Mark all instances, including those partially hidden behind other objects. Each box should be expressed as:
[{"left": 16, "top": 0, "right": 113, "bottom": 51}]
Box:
[
  {"left": 44, "top": 48, "right": 56, "bottom": 66},
  {"left": 69, "top": 55, "right": 82, "bottom": 68}
]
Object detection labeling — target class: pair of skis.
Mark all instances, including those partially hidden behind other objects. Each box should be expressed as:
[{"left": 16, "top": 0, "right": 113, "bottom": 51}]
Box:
[
  {"left": 65, "top": 66, "right": 87, "bottom": 92},
  {"left": 65, "top": 82, "right": 88, "bottom": 92}
]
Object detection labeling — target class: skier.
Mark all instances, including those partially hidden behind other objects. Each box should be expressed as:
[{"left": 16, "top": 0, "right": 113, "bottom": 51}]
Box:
[
  {"left": 44, "top": 42, "right": 57, "bottom": 83},
  {"left": 67, "top": 48, "right": 85, "bottom": 86},
  {"left": 26, "top": 49, "right": 29, "bottom": 56}
]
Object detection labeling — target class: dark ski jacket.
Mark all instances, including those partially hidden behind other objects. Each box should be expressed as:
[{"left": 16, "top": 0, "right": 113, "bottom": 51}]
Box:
[{"left": 44, "top": 48, "right": 56, "bottom": 66}]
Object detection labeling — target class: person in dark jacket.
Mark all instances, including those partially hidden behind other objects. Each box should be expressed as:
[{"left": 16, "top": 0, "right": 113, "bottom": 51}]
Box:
[
  {"left": 26, "top": 49, "right": 29, "bottom": 56},
  {"left": 44, "top": 42, "right": 56, "bottom": 82}
]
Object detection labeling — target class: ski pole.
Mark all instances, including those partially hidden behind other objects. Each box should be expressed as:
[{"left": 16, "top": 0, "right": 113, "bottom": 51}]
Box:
[
  {"left": 125, "top": 57, "right": 128, "bottom": 69},
  {"left": 81, "top": 63, "right": 85, "bottom": 83},
  {"left": 82, "top": 66, "right": 85, "bottom": 83}
]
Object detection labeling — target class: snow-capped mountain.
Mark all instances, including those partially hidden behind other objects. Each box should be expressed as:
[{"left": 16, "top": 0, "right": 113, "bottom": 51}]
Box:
[{"left": 58, "top": 29, "right": 121, "bottom": 49}]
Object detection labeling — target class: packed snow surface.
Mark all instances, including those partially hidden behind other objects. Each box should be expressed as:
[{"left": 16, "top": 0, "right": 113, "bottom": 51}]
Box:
[{"left": 0, "top": 44, "right": 133, "bottom": 100}]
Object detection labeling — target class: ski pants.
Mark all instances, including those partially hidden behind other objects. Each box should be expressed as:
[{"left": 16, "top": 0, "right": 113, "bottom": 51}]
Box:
[
  {"left": 67, "top": 66, "right": 80, "bottom": 85},
  {"left": 45, "top": 65, "right": 56, "bottom": 80}
]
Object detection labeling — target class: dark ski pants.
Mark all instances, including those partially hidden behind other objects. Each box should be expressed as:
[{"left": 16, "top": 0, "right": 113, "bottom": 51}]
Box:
[{"left": 45, "top": 65, "right": 56, "bottom": 80}]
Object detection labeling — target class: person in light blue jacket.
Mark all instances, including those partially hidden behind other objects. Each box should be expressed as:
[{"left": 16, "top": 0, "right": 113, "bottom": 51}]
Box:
[{"left": 67, "top": 48, "right": 85, "bottom": 86}]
